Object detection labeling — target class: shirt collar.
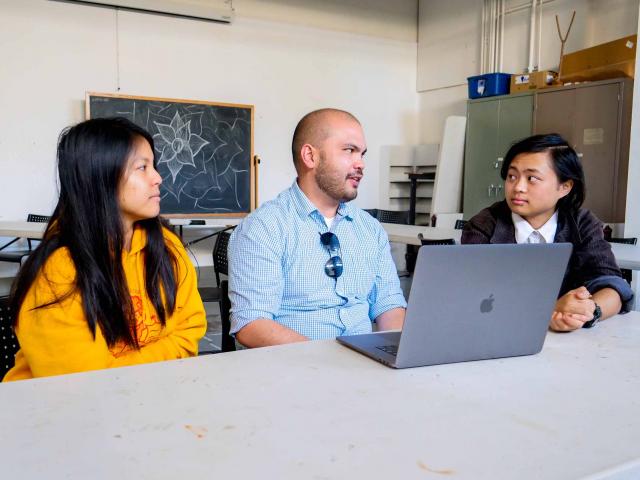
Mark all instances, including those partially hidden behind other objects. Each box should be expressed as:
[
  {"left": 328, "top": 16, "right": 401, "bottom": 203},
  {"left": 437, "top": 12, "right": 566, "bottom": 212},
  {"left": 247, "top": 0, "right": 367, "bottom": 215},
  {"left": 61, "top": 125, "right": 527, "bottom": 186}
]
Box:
[
  {"left": 289, "top": 180, "right": 355, "bottom": 221},
  {"left": 512, "top": 211, "right": 558, "bottom": 244}
]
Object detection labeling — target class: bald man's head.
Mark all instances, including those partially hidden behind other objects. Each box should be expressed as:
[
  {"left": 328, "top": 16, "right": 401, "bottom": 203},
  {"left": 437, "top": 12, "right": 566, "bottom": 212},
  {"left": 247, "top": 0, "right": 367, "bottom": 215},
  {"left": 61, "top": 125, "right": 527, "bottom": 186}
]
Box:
[{"left": 291, "top": 109, "right": 360, "bottom": 172}]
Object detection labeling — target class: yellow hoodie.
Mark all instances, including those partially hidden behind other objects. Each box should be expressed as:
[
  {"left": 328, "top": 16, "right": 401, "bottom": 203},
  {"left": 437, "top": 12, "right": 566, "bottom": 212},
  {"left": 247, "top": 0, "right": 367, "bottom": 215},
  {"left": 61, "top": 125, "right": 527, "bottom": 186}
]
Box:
[{"left": 3, "top": 227, "right": 206, "bottom": 381}]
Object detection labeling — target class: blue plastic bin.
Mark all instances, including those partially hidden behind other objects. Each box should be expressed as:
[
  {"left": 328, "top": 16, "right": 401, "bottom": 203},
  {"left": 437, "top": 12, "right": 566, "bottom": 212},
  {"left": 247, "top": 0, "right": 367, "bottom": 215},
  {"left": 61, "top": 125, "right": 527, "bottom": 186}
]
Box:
[{"left": 467, "top": 73, "right": 511, "bottom": 99}]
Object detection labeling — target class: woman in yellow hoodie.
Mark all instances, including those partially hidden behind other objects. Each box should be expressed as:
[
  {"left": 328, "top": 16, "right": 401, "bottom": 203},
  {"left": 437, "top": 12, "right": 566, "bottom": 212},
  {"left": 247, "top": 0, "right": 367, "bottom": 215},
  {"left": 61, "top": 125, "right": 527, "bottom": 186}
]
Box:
[{"left": 3, "top": 118, "right": 207, "bottom": 381}]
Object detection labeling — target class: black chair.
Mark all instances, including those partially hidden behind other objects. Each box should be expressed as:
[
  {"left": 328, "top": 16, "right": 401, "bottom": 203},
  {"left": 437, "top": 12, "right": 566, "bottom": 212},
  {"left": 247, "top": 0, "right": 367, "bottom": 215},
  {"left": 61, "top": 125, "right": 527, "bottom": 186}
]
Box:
[
  {"left": 0, "top": 214, "right": 50, "bottom": 264},
  {"left": 418, "top": 234, "right": 456, "bottom": 246},
  {"left": 454, "top": 219, "right": 467, "bottom": 230},
  {"left": 0, "top": 297, "right": 19, "bottom": 379},
  {"left": 368, "top": 209, "right": 414, "bottom": 272},
  {"left": 198, "top": 228, "right": 235, "bottom": 353},
  {"left": 375, "top": 209, "right": 409, "bottom": 225},
  {"left": 608, "top": 237, "right": 637, "bottom": 285},
  {"left": 363, "top": 208, "right": 378, "bottom": 218}
]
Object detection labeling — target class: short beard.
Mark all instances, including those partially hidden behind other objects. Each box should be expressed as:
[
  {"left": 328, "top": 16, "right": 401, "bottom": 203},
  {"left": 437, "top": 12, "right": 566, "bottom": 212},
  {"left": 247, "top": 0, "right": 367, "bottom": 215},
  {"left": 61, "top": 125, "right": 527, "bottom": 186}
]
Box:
[{"left": 315, "top": 153, "right": 358, "bottom": 203}]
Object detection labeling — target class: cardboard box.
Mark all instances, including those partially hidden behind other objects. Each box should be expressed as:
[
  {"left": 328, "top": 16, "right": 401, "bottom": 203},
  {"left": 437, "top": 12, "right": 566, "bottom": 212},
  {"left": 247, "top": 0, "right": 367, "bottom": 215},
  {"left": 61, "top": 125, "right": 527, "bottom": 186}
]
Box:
[
  {"left": 560, "top": 34, "right": 636, "bottom": 82},
  {"left": 510, "top": 70, "right": 558, "bottom": 92}
]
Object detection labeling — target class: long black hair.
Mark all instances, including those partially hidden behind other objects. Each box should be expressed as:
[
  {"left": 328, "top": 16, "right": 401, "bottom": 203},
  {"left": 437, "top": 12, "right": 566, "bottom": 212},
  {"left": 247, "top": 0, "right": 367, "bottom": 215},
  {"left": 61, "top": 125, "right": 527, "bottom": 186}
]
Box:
[
  {"left": 500, "top": 133, "right": 586, "bottom": 215},
  {"left": 10, "top": 117, "right": 178, "bottom": 349}
]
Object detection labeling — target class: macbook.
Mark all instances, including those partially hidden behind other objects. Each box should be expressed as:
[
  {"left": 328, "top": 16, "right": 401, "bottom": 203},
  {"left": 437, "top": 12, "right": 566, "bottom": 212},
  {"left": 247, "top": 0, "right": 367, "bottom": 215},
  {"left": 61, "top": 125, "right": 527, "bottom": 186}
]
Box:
[{"left": 336, "top": 243, "right": 572, "bottom": 368}]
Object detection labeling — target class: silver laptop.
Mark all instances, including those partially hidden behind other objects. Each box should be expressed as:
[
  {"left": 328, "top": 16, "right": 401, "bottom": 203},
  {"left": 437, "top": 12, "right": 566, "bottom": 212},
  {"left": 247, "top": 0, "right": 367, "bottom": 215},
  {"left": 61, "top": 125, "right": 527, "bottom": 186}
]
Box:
[{"left": 336, "top": 243, "right": 572, "bottom": 368}]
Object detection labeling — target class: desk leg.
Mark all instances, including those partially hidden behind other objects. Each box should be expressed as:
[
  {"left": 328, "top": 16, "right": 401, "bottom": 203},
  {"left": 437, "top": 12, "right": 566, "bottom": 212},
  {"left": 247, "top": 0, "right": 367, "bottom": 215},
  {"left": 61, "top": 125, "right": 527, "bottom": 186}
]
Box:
[
  {"left": 409, "top": 178, "right": 418, "bottom": 225},
  {"left": 633, "top": 271, "right": 639, "bottom": 311}
]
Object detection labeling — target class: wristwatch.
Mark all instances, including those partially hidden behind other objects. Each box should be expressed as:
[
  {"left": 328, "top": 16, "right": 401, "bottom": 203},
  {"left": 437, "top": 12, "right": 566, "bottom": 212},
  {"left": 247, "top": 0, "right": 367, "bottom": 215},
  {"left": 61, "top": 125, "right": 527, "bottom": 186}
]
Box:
[{"left": 583, "top": 303, "right": 602, "bottom": 329}]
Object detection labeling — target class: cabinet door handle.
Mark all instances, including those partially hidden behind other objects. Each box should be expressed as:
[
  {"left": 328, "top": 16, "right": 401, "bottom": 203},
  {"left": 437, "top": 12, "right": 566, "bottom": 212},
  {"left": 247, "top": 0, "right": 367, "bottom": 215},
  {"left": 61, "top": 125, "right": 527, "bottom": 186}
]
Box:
[
  {"left": 494, "top": 157, "right": 504, "bottom": 169},
  {"left": 488, "top": 184, "right": 495, "bottom": 197},
  {"left": 495, "top": 185, "right": 503, "bottom": 196}
]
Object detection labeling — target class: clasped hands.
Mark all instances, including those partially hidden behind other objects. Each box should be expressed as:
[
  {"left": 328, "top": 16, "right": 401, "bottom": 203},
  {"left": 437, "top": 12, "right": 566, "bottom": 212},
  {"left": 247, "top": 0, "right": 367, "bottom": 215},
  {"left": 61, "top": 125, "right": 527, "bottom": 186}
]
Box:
[{"left": 550, "top": 286, "right": 595, "bottom": 332}]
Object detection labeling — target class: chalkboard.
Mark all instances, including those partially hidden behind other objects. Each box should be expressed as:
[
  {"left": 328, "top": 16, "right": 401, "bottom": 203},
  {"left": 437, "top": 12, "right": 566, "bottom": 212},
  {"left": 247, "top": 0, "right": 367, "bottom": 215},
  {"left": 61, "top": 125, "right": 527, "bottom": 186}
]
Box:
[{"left": 86, "top": 92, "right": 254, "bottom": 217}]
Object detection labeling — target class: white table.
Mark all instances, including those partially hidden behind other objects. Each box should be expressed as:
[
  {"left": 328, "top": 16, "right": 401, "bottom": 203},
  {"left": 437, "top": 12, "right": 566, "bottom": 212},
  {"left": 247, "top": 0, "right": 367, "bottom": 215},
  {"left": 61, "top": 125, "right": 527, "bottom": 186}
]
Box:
[
  {"left": 381, "top": 223, "right": 461, "bottom": 245},
  {"left": 0, "top": 219, "right": 242, "bottom": 241},
  {"left": 382, "top": 223, "right": 640, "bottom": 269},
  {"left": 610, "top": 243, "right": 640, "bottom": 270},
  {"left": 1, "top": 313, "right": 639, "bottom": 479},
  {"left": 0, "top": 220, "right": 240, "bottom": 272},
  {"left": 0, "top": 220, "right": 46, "bottom": 238},
  {"left": 3, "top": 219, "right": 640, "bottom": 277}
]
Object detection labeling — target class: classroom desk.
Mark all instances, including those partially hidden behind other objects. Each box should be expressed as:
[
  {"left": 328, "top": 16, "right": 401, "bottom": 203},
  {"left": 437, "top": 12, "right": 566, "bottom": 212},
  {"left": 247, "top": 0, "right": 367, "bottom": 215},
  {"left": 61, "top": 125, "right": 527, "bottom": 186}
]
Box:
[
  {"left": 0, "top": 220, "right": 46, "bottom": 238},
  {"left": 379, "top": 225, "right": 640, "bottom": 310},
  {"left": 0, "top": 219, "right": 241, "bottom": 241},
  {"left": 610, "top": 242, "right": 640, "bottom": 270},
  {"left": 609, "top": 243, "right": 640, "bottom": 310},
  {"left": 1, "top": 312, "right": 639, "bottom": 479},
  {"left": 0, "top": 220, "right": 240, "bottom": 272},
  {"left": 382, "top": 223, "right": 640, "bottom": 269},
  {"left": 381, "top": 223, "right": 462, "bottom": 245},
  {"left": 3, "top": 218, "right": 640, "bottom": 276}
]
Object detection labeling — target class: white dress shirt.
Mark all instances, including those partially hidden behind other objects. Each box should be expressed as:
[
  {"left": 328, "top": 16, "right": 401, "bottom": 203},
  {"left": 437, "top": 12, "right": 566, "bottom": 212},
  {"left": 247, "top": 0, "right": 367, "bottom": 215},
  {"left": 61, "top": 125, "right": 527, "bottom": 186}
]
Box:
[{"left": 512, "top": 211, "right": 558, "bottom": 244}]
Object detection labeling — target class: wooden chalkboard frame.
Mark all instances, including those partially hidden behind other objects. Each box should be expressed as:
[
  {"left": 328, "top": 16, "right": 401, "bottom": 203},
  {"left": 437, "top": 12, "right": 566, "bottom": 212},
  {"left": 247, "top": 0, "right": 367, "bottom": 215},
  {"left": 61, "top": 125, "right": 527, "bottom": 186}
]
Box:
[{"left": 86, "top": 92, "right": 255, "bottom": 218}]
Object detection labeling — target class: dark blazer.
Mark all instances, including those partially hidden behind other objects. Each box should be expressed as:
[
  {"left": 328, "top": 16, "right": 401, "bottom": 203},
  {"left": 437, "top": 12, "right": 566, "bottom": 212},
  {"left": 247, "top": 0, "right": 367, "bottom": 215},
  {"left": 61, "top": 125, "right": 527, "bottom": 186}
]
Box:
[{"left": 462, "top": 201, "right": 633, "bottom": 310}]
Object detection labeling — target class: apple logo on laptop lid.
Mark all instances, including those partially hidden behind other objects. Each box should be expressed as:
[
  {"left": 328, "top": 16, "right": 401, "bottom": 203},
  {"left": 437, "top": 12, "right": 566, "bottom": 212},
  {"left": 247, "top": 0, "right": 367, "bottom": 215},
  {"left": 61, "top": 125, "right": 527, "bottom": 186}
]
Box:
[{"left": 480, "top": 294, "right": 494, "bottom": 314}]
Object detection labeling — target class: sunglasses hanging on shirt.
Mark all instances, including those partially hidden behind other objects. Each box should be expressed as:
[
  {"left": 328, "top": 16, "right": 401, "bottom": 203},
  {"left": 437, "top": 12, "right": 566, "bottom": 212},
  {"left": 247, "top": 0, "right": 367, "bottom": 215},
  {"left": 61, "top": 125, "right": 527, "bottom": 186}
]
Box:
[{"left": 319, "top": 232, "right": 343, "bottom": 278}]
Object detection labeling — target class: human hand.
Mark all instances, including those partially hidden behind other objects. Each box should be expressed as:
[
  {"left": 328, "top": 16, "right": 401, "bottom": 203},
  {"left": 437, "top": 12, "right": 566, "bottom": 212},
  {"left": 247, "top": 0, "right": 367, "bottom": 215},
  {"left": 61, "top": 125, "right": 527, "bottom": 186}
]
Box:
[{"left": 550, "top": 287, "right": 595, "bottom": 332}]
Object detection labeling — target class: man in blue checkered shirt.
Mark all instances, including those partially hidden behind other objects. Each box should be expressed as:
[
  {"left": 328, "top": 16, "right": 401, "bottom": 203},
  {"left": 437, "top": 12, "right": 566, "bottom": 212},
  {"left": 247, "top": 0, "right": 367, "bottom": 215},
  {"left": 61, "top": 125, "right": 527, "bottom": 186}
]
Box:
[{"left": 229, "top": 108, "right": 407, "bottom": 347}]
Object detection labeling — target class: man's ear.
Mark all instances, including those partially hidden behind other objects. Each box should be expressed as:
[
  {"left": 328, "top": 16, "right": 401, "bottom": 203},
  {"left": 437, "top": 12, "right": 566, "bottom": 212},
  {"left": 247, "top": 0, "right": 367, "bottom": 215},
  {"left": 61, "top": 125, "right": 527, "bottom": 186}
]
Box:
[
  {"left": 300, "top": 144, "right": 318, "bottom": 170},
  {"left": 559, "top": 179, "right": 574, "bottom": 198}
]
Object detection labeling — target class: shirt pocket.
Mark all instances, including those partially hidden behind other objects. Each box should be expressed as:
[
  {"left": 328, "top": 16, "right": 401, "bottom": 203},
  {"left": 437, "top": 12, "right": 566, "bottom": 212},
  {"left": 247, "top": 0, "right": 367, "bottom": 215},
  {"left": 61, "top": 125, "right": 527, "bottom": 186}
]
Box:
[
  {"left": 340, "top": 248, "right": 378, "bottom": 302},
  {"left": 281, "top": 236, "right": 339, "bottom": 306}
]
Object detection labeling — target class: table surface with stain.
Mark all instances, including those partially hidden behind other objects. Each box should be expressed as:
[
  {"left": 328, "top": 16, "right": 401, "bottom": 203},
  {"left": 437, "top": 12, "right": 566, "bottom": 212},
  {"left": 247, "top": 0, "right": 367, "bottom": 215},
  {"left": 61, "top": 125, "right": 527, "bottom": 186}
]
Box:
[{"left": 1, "top": 313, "right": 640, "bottom": 479}]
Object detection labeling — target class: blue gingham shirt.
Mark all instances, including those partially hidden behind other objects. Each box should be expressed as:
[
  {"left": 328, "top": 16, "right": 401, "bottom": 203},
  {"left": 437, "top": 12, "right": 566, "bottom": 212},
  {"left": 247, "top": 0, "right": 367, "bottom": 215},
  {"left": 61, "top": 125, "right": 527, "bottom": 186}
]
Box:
[{"left": 229, "top": 181, "right": 407, "bottom": 340}]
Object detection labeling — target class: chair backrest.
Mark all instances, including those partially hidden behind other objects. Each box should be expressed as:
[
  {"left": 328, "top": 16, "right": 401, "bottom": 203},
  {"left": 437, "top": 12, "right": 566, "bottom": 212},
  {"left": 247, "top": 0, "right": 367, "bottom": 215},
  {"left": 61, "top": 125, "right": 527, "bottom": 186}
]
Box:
[
  {"left": 376, "top": 209, "right": 409, "bottom": 225},
  {"left": 609, "top": 237, "right": 637, "bottom": 245},
  {"left": 27, "top": 214, "right": 50, "bottom": 224},
  {"left": 213, "top": 229, "right": 234, "bottom": 286},
  {"left": 363, "top": 208, "right": 378, "bottom": 218},
  {"left": 420, "top": 238, "right": 456, "bottom": 246},
  {"left": 0, "top": 297, "right": 19, "bottom": 379},
  {"left": 454, "top": 219, "right": 467, "bottom": 230},
  {"left": 418, "top": 233, "right": 456, "bottom": 246},
  {"left": 219, "top": 280, "right": 235, "bottom": 352},
  {"left": 25, "top": 214, "right": 50, "bottom": 251}
]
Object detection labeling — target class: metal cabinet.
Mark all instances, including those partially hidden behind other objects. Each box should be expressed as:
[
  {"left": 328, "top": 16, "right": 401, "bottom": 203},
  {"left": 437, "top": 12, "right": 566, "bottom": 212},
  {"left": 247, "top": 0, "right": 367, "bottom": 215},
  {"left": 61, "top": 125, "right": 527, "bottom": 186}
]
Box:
[
  {"left": 463, "top": 93, "right": 534, "bottom": 218},
  {"left": 463, "top": 78, "right": 632, "bottom": 223},
  {"left": 534, "top": 78, "right": 633, "bottom": 223}
]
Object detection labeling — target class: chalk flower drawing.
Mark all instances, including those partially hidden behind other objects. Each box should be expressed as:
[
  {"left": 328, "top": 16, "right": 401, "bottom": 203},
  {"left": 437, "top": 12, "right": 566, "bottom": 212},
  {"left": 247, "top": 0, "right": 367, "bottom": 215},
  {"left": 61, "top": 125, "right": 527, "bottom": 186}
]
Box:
[{"left": 154, "top": 112, "right": 209, "bottom": 182}]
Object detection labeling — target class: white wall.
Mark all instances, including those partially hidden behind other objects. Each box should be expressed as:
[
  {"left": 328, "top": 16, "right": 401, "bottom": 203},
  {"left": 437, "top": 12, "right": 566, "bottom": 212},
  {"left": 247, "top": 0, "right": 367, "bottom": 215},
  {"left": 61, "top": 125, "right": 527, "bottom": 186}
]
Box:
[
  {"left": 238, "top": 0, "right": 418, "bottom": 42},
  {"left": 417, "top": 0, "right": 483, "bottom": 92},
  {"left": 417, "top": 0, "right": 483, "bottom": 143},
  {"left": 418, "top": 0, "right": 640, "bottom": 143},
  {"left": 0, "top": 0, "right": 419, "bottom": 222}
]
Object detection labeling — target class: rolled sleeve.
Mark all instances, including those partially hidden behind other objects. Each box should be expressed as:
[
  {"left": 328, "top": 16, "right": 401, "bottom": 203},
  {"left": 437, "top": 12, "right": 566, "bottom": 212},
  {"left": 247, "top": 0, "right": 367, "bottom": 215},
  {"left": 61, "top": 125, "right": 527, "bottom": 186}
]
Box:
[
  {"left": 368, "top": 227, "right": 407, "bottom": 320},
  {"left": 585, "top": 275, "right": 634, "bottom": 313},
  {"left": 229, "top": 215, "right": 284, "bottom": 335},
  {"left": 571, "top": 211, "right": 633, "bottom": 312}
]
